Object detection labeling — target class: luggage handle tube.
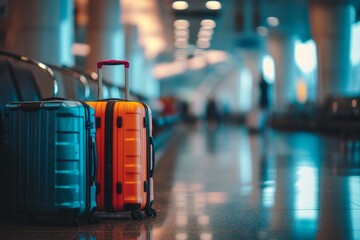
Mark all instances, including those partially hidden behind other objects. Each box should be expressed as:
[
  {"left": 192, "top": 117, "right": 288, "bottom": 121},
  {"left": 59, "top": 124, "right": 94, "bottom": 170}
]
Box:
[{"left": 97, "top": 60, "right": 130, "bottom": 100}]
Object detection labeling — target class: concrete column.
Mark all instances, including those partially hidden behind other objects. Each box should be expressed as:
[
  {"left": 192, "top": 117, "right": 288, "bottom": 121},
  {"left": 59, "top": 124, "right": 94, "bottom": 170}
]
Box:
[
  {"left": 268, "top": 34, "right": 297, "bottom": 110},
  {"left": 4, "top": 0, "right": 74, "bottom": 66},
  {"left": 124, "top": 24, "right": 141, "bottom": 94},
  {"left": 86, "top": 0, "right": 124, "bottom": 83},
  {"left": 309, "top": 3, "right": 355, "bottom": 105},
  {"left": 245, "top": 52, "right": 262, "bottom": 110}
]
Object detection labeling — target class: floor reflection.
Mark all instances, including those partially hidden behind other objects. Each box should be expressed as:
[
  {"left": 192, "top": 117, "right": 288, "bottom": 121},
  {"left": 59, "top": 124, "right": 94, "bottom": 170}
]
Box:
[
  {"left": 2, "top": 123, "right": 360, "bottom": 239},
  {"left": 152, "top": 123, "right": 360, "bottom": 240}
]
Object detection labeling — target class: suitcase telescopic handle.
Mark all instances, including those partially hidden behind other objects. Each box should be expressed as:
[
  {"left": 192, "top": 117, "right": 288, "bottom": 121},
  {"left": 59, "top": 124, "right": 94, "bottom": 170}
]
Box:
[{"left": 96, "top": 60, "right": 130, "bottom": 100}]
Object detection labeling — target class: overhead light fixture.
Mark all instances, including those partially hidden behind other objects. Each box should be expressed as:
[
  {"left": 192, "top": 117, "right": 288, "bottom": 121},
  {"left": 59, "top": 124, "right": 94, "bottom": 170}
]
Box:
[
  {"left": 197, "top": 39, "right": 210, "bottom": 49},
  {"left": 201, "top": 19, "right": 216, "bottom": 29},
  {"left": 267, "top": 16, "right": 279, "bottom": 27},
  {"left": 172, "top": 1, "right": 189, "bottom": 10},
  {"left": 72, "top": 43, "right": 91, "bottom": 57},
  {"left": 175, "top": 39, "right": 189, "bottom": 48},
  {"left": 256, "top": 26, "right": 268, "bottom": 36},
  {"left": 205, "top": 1, "right": 221, "bottom": 10},
  {"left": 198, "top": 28, "right": 214, "bottom": 38},
  {"left": 175, "top": 29, "right": 189, "bottom": 38},
  {"left": 174, "top": 19, "right": 190, "bottom": 29}
]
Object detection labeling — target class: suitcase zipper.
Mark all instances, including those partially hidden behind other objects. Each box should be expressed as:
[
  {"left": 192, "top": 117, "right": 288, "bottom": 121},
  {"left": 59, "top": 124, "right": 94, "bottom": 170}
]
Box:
[
  {"left": 104, "top": 101, "right": 115, "bottom": 211},
  {"left": 139, "top": 102, "right": 154, "bottom": 209},
  {"left": 78, "top": 100, "right": 95, "bottom": 216}
]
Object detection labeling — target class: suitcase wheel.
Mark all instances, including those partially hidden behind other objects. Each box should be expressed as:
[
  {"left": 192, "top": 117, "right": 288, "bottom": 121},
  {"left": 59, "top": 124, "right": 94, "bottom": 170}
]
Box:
[
  {"left": 145, "top": 206, "right": 157, "bottom": 217},
  {"left": 65, "top": 215, "right": 79, "bottom": 227},
  {"left": 88, "top": 213, "right": 100, "bottom": 224},
  {"left": 27, "top": 214, "right": 37, "bottom": 222},
  {"left": 130, "top": 209, "right": 144, "bottom": 220}
]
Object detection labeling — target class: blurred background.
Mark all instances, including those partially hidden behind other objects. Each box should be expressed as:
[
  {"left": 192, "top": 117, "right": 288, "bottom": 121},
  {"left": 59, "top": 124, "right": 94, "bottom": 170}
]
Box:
[
  {"left": 2, "top": 1, "right": 360, "bottom": 239},
  {"left": 1, "top": 0, "right": 359, "bottom": 128}
]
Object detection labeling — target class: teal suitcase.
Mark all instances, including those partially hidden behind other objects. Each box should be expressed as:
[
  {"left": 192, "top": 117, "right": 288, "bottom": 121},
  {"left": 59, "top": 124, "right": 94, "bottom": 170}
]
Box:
[{"left": 4, "top": 99, "right": 98, "bottom": 226}]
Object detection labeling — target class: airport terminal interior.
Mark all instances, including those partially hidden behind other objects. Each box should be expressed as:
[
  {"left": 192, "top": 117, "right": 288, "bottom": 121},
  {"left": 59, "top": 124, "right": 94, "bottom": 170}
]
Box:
[{"left": 1, "top": 0, "right": 360, "bottom": 239}]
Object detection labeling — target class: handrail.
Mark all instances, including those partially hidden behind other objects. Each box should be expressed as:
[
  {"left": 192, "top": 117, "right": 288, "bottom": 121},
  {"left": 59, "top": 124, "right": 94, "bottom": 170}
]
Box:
[
  {"left": 48, "top": 64, "right": 91, "bottom": 99},
  {"left": 0, "top": 50, "right": 58, "bottom": 97}
]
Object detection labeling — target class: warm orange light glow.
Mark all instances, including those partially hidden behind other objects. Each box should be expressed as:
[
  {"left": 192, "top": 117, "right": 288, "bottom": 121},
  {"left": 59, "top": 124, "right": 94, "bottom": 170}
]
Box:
[
  {"left": 206, "top": 192, "right": 228, "bottom": 204},
  {"left": 75, "top": 0, "right": 89, "bottom": 26},
  {"left": 72, "top": 43, "right": 91, "bottom": 56},
  {"left": 352, "top": 99, "right": 357, "bottom": 108},
  {"left": 188, "top": 56, "right": 207, "bottom": 70},
  {"left": 153, "top": 61, "right": 187, "bottom": 79},
  {"left": 153, "top": 51, "right": 229, "bottom": 79},
  {"left": 121, "top": 0, "right": 166, "bottom": 59},
  {"left": 296, "top": 78, "right": 307, "bottom": 103},
  {"left": 205, "top": 50, "right": 229, "bottom": 64}
]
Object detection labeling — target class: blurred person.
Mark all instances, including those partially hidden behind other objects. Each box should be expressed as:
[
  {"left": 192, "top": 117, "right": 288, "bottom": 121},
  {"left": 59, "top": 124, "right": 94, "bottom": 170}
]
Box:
[
  {"left": 205, "top": 96, "right": 220, "bottom": 126},
  {"left": 259, "top": 74, "right": 269, "bottom": 110}
]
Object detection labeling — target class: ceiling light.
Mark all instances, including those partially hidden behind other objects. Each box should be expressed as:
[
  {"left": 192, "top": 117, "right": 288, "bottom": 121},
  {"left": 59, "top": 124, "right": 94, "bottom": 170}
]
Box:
[
  {"left": 176, "top": 37, "right": 189, "bottom": 42},
  {"left": 256, "top": 26, "right": 268, "bottom": 36},
  {"left": 175, "top": 39, "right": 189, "bottom": 48},
  {"left": 197, "top": 39, "right": 210, "bottom": 49},
  {"left": 200, "top": 19, "right": 216, "bottom": 29},
  {"left": 175, "top": 28, "right": 189, "bottom": 36},
  {"left": 198, "top": 29, "right": 213, "bottom": 38},
  {"left": 267, "top": 16, "right": 279, "bottom": 27},
  {"left": 172, "top": 1, "right": 189, "bottom": 10},
  {"left": 205, "top": 1, "right": 221, "bottom": 10},
  {"left": 174, "top": 19, "right": 190, "bottom": 29},
  {"left": 175, "top": 32, "right": 189, "bottom": 39},
  {"left": 72, "top": 43, "right": 91, "bottom": 57}
]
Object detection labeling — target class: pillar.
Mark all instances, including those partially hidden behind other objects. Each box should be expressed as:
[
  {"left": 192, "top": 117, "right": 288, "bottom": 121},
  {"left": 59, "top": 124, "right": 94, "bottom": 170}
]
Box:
[
  {"left": 86, "top": 0, "right": 124, "bottom": 84},
  {"left": 268, "top": 34, "right": 297, "bottom": 110},
  {"left": 309, "top": 3, "right": 355, "bottom": 105},
  {"left": 4, "top": 0, "right": 74, "bottom": 66}
]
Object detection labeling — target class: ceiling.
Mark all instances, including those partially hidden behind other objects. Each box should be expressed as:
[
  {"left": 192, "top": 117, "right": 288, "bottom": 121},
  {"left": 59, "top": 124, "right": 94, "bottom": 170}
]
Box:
[{"left": 156, "top": 0, "right": 360, "bottom": 63}]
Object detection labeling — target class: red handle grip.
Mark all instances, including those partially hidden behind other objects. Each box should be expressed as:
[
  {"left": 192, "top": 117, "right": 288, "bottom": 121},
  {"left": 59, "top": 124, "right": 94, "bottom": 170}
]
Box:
[{"left": 97, "top": 60, "right": 129, "bottom": 69}]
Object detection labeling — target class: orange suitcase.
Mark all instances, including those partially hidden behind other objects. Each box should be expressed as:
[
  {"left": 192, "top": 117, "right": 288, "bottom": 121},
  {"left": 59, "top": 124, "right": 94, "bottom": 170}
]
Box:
[{"left": 87, "top": 60, "right": 156, "bottom": 219}]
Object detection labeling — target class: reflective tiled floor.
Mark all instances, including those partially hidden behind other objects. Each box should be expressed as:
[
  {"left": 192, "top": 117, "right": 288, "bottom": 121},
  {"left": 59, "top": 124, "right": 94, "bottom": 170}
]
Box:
[{"left": 1, "top": 122, "right": 360, "bottom": 240}]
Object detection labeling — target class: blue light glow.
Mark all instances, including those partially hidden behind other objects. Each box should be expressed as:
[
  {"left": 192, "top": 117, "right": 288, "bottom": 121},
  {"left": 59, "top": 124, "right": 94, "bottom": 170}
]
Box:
[
  {"left": 349, "top": 176, "right": 360, "bottom": 240},
  {"left": 60, "top": 0, "right": 73, "bottom": 66},
  {"left": 295, "top": 166, "right": 318, "bottom": 220},
  {"left": 238, "top": 68, "right": 252, "bottom": 112},
  {"left": 238, "top": 132, "right": 252, "bottom": 196},
  {"left": 350, "top": 21, "right": 360, "bottom": 66}
]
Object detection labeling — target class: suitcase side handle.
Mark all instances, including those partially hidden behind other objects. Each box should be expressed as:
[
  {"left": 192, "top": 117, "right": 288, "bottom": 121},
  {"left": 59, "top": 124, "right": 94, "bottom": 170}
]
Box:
[
  {"left": 91, "top": 137, "right": 97, "bottom": 185},
  {"left": 96, "top": 60, "right": 130, "bottom": 101},
  {"left": 149, "top": 137, "right": 155, "bottom": 177}
]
